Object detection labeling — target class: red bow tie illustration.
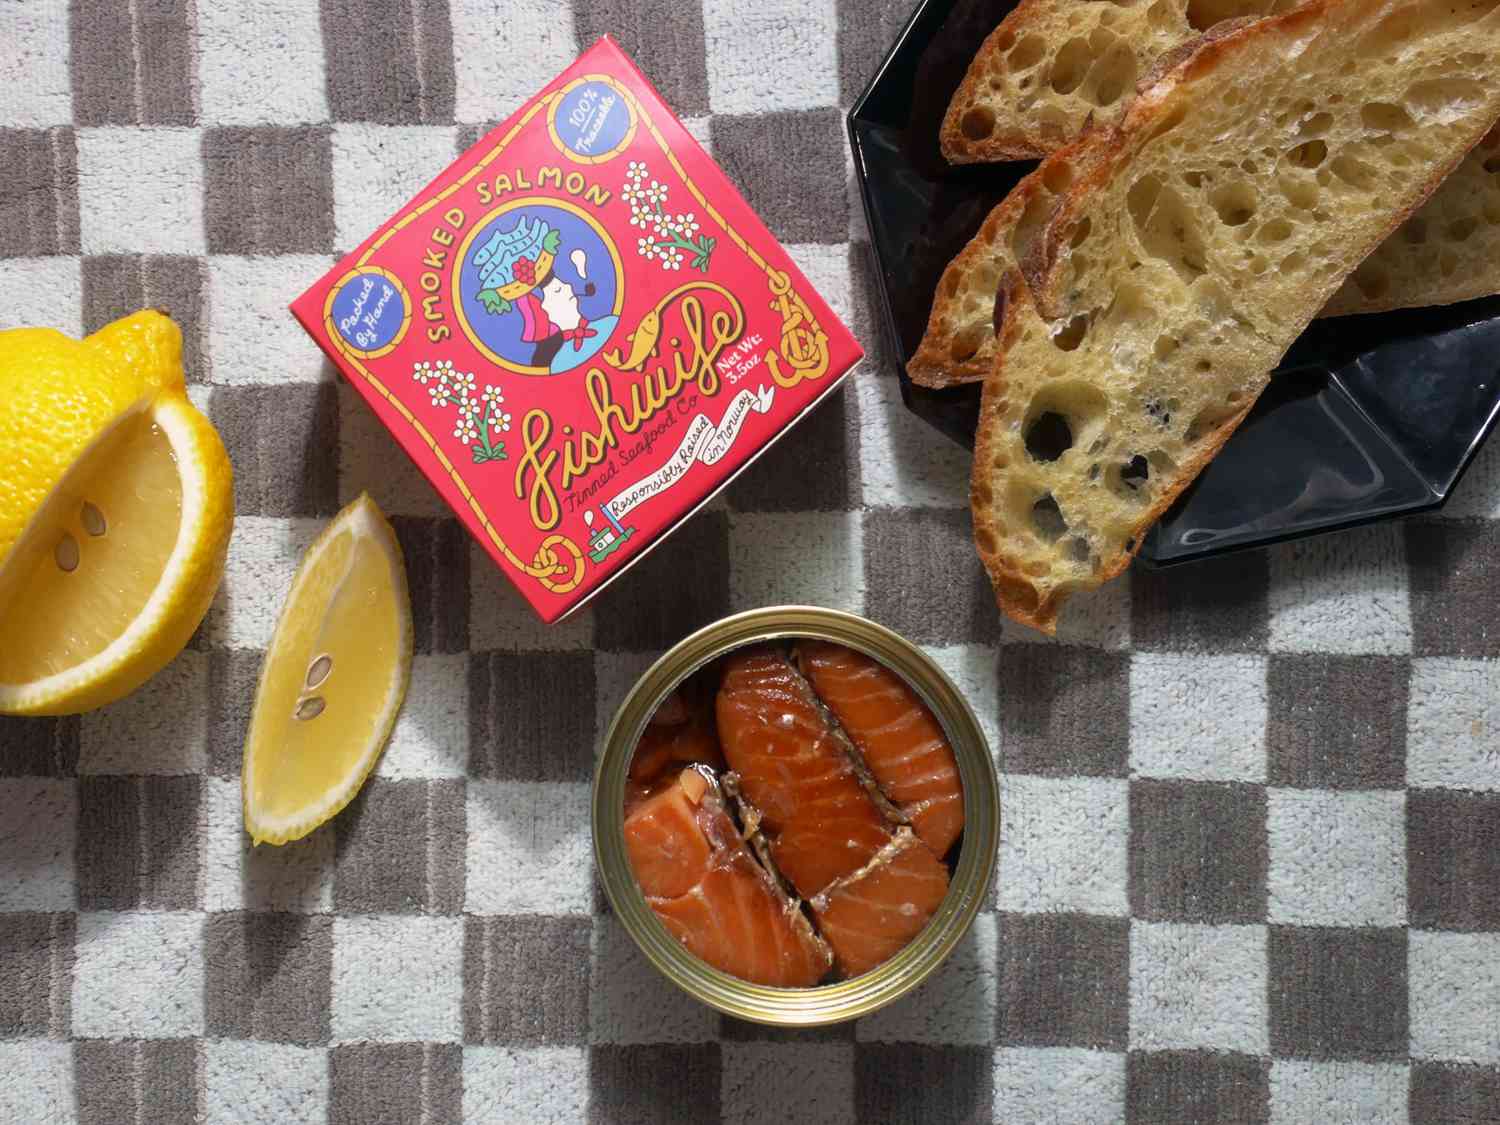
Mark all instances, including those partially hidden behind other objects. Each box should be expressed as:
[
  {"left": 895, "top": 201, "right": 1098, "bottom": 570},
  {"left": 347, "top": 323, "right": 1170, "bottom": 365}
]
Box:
[{"left": 559, "top": 320, "right": 597, "bottom": 346}]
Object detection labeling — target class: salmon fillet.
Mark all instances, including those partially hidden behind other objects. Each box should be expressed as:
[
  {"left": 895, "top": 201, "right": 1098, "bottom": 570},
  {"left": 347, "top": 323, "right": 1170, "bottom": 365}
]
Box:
[
  {"left": 623, "top": 767, "right": 832, "bottom": 988},
  {"left": 628, "top": 681, "right": 726, "bottom": 786},
  {"left": 623, "top": 768, "right": 715, "bottom": 899},
  {"left": 715, "top": 646, "right": 893, "bottom": 898},
  {"left": 797, "top": 642, "right": 965, "bottom": 858},
  {"left": 811, "top": 828, "right": 951, "bottom": 979}
]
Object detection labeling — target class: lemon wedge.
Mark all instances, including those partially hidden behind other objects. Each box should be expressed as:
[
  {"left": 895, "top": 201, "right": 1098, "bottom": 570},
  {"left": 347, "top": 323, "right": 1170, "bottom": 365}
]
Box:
[
  {"left": 242, "top": 494, "right": 412, "bottom": 846},
  {"left": 0, "top": 316, "right": 233, "bottom": 716}
]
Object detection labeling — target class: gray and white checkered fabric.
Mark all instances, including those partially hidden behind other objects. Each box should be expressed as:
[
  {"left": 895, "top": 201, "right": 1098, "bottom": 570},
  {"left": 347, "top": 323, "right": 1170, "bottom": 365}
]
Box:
[{"left": 2, "top": 1, "right": 1498, "bottom": 1121}]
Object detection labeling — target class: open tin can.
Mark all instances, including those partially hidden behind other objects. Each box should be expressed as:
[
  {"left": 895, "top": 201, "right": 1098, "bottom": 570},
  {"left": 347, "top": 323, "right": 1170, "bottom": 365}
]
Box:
[{"left": 593, "top": 606, "right": 999, "bottom": 1027}]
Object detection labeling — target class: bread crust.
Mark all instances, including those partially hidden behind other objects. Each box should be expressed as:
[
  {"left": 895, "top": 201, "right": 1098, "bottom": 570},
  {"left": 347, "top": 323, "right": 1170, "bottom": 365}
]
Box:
[
  {"left": 969, "top": 277, "right": 1257, "bottom": 634},
  {"left": 939, "top": 0, "right": 1062, "bottom": 164},
  {"left": 918, "top": 14, "right": 1500, "bottom": 388},
  {"left": 1029, "top": 0, "right": 1489, "bottom": 319},
  {"left": 906, "top": 183, "right": 1043, "bottom": 389},
  {"left": 907, "top": 136, "right": 1106, "bottom": 390},
  {"left": 973, "top": 0, "right": 1500, "bottom": 633}
]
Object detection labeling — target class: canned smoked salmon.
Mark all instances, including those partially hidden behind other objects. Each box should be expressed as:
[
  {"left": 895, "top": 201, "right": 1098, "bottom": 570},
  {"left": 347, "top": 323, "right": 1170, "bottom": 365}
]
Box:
[{"left": 593, "top": 607, "right": 999, "bottom": 1027}]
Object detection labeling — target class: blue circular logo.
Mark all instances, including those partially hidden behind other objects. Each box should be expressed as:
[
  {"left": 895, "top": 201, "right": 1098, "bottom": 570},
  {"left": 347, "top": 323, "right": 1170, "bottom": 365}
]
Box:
[
  {"left": 329, "top": 269, "right": 407, "bottom": 356},
  {"left": 552, "top": 79, "right": 633, "bottom": 162},
  {"left": 454, "top": 200, "right": 623, "bottom": 376}
]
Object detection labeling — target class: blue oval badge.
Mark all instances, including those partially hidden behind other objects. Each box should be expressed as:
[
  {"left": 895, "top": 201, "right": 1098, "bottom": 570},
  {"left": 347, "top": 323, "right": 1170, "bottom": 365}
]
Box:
[
  {"left": 328, "top": 268, "right": 410, "bottom": 357},
  {"left": 549, "top": 76, "right": 637, "bottom": 164}
]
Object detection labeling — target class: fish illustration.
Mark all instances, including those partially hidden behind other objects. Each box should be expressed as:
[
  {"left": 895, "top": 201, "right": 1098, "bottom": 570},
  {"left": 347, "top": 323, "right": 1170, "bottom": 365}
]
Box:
[{"left": 604, "top": 308, "right": 661, "bottom": 370}]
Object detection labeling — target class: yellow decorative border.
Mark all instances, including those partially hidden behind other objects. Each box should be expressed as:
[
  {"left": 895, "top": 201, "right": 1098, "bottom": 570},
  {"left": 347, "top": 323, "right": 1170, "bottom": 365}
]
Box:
[
  {"left": 323, "top": 266, "right": 411, "bottom": 360},
  {"left": 547, "top": 75, "right": 639, "bottom": 165},
  {"left": 451, "top": 195, "right": 626, "bottom": 377},
  {"left": 331, "top": 78, "right": 834, "bottom": 599}
]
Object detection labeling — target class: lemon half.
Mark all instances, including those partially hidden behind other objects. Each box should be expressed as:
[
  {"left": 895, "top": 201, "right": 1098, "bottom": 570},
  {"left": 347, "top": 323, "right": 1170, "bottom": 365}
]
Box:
[
  {"left": 243, "top": 494, "right": 412, "bottom": 846},
  {"left": 0, "top": 315, "right": 233, "bottom": 715}
]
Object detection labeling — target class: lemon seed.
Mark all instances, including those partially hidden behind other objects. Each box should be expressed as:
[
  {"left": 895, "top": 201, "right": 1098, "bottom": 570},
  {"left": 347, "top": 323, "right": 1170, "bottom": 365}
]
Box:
[
  {"left": 305, "top": 654, "right": 332, "bottom": 689},
  {"left": 81, "top": 501, "right": 107, "bottom": 537},
  {"left": 294, "top": 696, "right": 326, "bottom": 721},
  {"left": 55, "top": 534, "right": 80, "bottom": 572}
]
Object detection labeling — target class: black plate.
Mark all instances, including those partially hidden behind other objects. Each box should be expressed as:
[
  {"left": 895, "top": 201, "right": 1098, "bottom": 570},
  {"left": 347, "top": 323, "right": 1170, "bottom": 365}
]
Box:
[{"left": 847, "top": 0, "right": 1500, "bottom": 565}]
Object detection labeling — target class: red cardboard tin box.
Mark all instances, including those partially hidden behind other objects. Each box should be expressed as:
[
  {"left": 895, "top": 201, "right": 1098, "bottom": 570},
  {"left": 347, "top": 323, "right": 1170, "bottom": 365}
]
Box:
[{"left": 291, "top": 37, "right": 862, "bottom": 622}]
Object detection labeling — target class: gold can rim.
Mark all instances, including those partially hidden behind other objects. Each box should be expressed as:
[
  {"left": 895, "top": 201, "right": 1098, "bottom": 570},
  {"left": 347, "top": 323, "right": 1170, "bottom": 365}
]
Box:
[{"left": 593, "top": 606, "right": 1000, "bottom": 1027}]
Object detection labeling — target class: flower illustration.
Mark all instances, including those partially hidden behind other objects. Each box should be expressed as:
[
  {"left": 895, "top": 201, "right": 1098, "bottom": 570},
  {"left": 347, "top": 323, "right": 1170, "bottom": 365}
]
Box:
[
  {"left": 421, "top": 359, "right": 510, "bottom": 463},
  {"left": 621, "top": 162, "right": 717, "bottom": 273}
]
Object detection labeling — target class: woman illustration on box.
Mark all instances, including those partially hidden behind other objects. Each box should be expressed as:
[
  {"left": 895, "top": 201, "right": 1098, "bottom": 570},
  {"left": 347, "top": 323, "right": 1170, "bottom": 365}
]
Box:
[{"left": 474, "top": 214, "right": 619, "bottom": 374}]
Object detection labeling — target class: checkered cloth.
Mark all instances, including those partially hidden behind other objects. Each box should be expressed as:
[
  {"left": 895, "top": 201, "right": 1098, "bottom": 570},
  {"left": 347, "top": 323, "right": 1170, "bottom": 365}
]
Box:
[{"left": 2, "top": 1, "right": 1498, "bottom": 1122}]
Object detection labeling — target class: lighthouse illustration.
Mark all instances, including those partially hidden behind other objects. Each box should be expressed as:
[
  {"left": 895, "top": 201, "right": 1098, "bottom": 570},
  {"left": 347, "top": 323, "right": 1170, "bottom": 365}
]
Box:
[{"left": 584, "top": 506, "right": 635, "bottom": 563}]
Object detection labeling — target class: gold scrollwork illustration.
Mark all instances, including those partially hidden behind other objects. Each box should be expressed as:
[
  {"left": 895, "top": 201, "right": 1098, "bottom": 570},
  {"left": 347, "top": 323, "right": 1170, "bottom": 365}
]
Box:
[{"left": 763, "top": 269, "right": 831, "bottom": 390}]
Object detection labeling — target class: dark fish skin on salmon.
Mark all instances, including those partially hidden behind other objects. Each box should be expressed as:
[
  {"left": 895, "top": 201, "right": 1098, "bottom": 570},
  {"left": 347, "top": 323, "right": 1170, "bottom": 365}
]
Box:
[
  {"left": 796, "top": 641, "right": 965, "bottom": 858},
  {"left": 623, "top": 766, "right": 832, "bottom": 988},
  {"left": 716, "top": 646, "right": 952, "bottom": 979},
  {"left": 715, "top": 646, "right": 896, "bottom": 898}
]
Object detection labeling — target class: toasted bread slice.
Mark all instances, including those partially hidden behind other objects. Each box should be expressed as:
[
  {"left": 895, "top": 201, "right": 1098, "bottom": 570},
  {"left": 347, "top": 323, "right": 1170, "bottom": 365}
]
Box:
[
  {"left": 971, "top": 0, "right": 1500, "bottom": 633},
  {"left": 939, "top": 0, "right": 1295, "bottom": 164},
  {"left": 913, "top": 126, "right": 1500, "bottom": 390},
  {"left": 906, "top": 160, "right": 1076, "bottom": 389},
  {"left": 1325, "top": 124, "right": 1500, "bottom": 314}
]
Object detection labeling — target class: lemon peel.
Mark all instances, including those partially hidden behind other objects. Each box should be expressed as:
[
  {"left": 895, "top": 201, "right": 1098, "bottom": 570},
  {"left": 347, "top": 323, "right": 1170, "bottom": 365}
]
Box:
[{"left": 0, "top": 313, "right": 233, "bottom": 716}]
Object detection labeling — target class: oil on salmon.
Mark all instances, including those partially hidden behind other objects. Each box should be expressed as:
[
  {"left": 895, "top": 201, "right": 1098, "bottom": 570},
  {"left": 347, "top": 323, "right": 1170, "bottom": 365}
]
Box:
[
  {"left": 622, "top": 644, "right": 966, "bottom": 986},
  {"left": 623, "top": 765, "right": 832, "bottom": 988},
  {"left": 796, "top": 641, "right": 965, "bottom": 858}
]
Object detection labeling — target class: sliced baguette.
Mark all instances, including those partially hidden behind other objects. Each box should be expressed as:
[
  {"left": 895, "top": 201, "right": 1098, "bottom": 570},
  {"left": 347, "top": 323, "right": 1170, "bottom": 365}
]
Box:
[
  {"left": 940, "top": 0, "right": 1295, "bottom": 163},
  {"left": 918, "top": 121, "right": 1500, "bottom": 390},
  {"left": 971, "top": 0, "right": 1500, "bottom": 633},
  {"left": 1326, "top": 124, "right": 1500, "bottom": 314},
  {"left": 907, "top": 162, "right": 1076, "bottom": 389}
]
